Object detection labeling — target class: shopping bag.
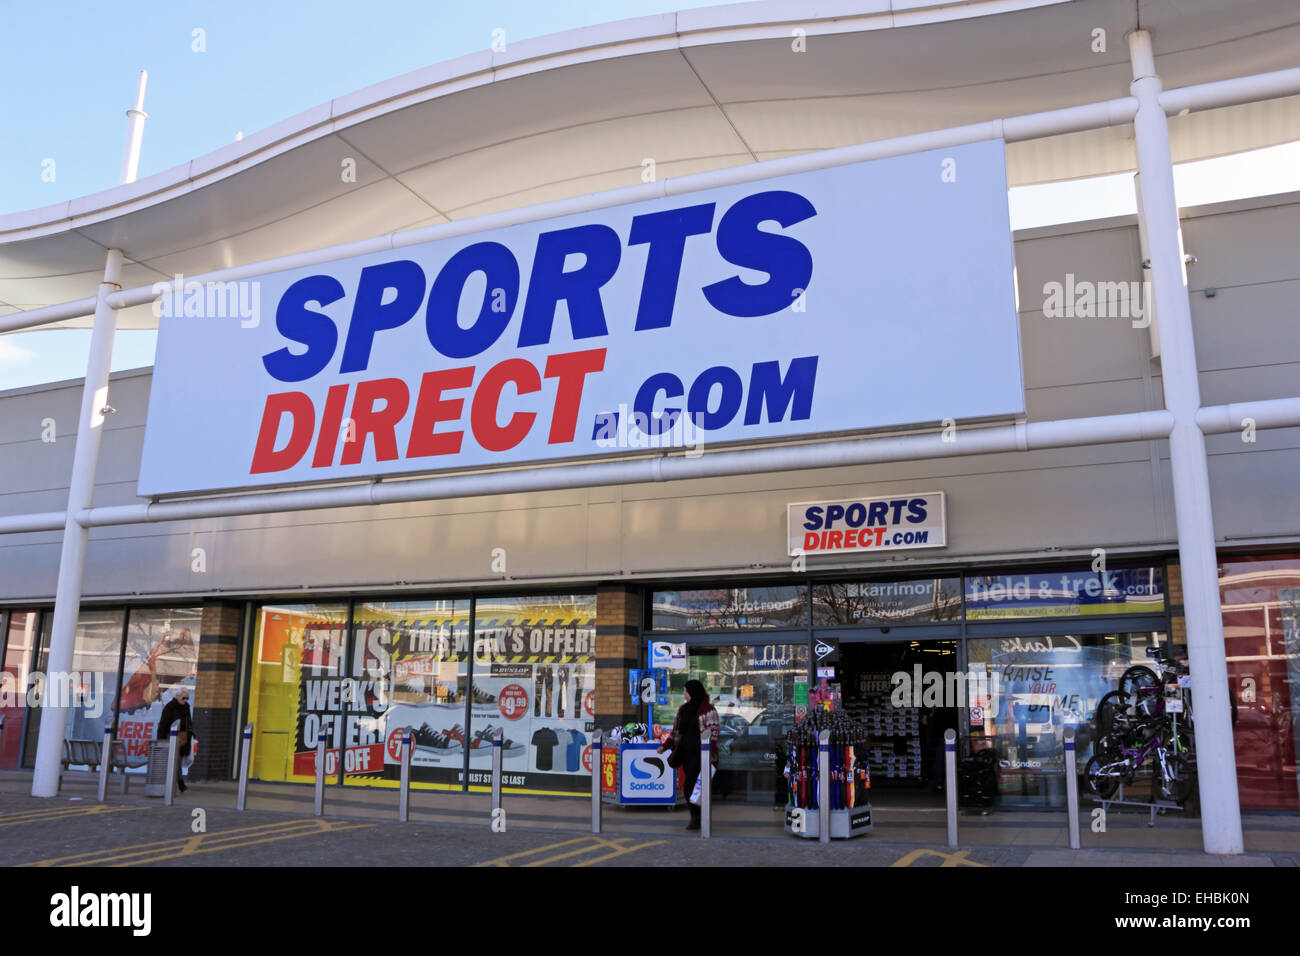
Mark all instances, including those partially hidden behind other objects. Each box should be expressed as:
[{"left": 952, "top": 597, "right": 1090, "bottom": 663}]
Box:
[
  {"left": 183, "top": 736, "right": 198, "bottom": 769},
  {"left": 688, "top": 765, "right": 717, "bottom": 806}
]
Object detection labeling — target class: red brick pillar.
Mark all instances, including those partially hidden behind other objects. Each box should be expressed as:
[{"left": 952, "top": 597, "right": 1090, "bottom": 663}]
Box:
[
  {"left": 595, "top": 585, "right": 642, "bottom": 733},
  {"left": 191, "top": 601, "right": 243, "bottom": 782}
]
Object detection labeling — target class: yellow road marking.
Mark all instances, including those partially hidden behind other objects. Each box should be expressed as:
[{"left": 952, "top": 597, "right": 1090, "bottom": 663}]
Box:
[
  {"left": 176, "top": 833, "right": 206, "bottom": 857},
  {"left": 520, "top": 837, "right": 635, "bottom": 867},
  {"left": 0, "top": 805, "right": 144, "bottom": 827},
  {"left": 20, "top": 818, "right": 373, "bottom": 867},
  {"left": 474, "top": 835, "right": 603, "bottom": 867},
  {"left": 475, "top": 835, "right": 664, "bottom": 868},
  {"left": 891, "top": 847, "right": 986, "bottom": 867},
  {"left": 571, "top": 840, "right": 667, "bottom": 867}
]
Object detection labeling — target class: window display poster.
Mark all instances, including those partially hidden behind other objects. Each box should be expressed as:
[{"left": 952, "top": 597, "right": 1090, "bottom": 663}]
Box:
[
  {"left": 248, "top": 604, "right": 348, "bottom": 785},
  {"left": 24, "top": 610, "right": 126, "bottom": 770},
  {"left": 348, "top": 601, "right": 471, "bottom": 789},
  {"left": 971, "top": 634, "right": 1145, "bottom": 801},
  {"left": 113, "top": 608, "right": 201, "bottom": 769},
  {"left": 249, "top": 596, "right": 597, "bottom": 794},
  {"left": 462, "top": 616, "right": 596, "bottom": 794}
]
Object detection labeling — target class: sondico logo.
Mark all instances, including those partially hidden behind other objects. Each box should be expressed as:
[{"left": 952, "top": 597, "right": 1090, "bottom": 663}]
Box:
[
  {"left": 50, "top": 886, "right": 151, "bottom": 936},
  {"left": 1000, "top": 759, "right": 1042, "bottom": 769},
  {"left": 628, "top": 755, "right": 668, "bottom": 791}
]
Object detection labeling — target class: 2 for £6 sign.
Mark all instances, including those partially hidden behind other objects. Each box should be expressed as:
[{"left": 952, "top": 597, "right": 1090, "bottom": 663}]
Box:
[{"left": 139, "top": 141, "right": 1022, "bottom": 496}]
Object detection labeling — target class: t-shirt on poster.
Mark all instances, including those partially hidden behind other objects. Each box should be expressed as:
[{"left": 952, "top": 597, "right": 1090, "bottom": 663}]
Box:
[
  {"left": 552, "top": 728, "right": 572, "bottom": 770},
  {"left": 566, "top": 731, "right": 587, "bottom": 773},
  {"left": 531, "top": 727, "right": 559, "bottom": 771}
]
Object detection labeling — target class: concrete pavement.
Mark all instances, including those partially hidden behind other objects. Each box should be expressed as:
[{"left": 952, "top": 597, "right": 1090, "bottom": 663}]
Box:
[{"left": 1, "top": 769, "right": 1296, "bottom": 867}]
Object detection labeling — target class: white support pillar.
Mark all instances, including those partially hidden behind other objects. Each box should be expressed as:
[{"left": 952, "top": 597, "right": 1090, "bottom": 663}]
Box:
[
  {"left": 30, "top": 71, "right": 146, "bottom": 797},
  {"left": 30, "top": 249, "right": 124, "bottom": 797},
  {"left": 1127, "top": 29, "right": 1243, "bottom": 855}
]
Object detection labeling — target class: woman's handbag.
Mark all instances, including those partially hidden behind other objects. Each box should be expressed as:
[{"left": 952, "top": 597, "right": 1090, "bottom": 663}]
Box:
[{"left": 666, "top": 734, "right": 685, "bottom": 769}]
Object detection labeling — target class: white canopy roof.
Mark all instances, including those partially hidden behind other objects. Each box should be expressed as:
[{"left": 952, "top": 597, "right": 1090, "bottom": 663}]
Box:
[{"left": 3, "top": 0, "right": 1299, "bottom": 329}]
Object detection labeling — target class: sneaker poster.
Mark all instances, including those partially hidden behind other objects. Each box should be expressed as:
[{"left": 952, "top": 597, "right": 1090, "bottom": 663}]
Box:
[{"left": 465, "top": 595, "right": 597, "bottom": 794}]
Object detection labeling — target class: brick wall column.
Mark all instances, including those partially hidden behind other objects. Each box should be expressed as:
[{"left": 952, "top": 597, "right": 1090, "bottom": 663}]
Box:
[
  {"left": 191, "top": 601, "right": 243, "bottom": 782},
  {"left": 1167, "top": 561, "right": 1187, "bottom": 650},
  {"left": 595, "top": 584, "right": 642, "bottom": 733}
]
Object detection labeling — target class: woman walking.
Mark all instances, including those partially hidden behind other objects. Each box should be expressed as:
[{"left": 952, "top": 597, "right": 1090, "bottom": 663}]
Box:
[
  {"left": 157, "top": 686, "right": 195, "bottom": 792},
  {"left": 658, "top": 679, "right": 720, "bottom": 830}
]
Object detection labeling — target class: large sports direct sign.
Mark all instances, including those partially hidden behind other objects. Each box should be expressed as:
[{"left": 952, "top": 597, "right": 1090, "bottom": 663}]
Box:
[{"left": 138, "top": 139, "right": 1022, "bottom": 496}]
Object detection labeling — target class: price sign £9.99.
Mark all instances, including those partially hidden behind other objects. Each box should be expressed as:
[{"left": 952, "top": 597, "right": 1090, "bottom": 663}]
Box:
[{"left": 499, "top": 683, "right": 529, "bottom": 720}]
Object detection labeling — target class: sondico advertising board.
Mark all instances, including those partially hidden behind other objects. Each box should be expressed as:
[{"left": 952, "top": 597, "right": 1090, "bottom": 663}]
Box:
[
  {"left": 619, "top": 742, "right": 676, "bottom": 804},
  {"left": 139, "top": 140, "right": 1022, "bottom": 497}
]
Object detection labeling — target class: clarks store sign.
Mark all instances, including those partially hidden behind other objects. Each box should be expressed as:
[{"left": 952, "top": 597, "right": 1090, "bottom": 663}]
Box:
[
  {"left": 788, "top": 492, "right": 947, "bottom": 556},
  {"left": 139, "top": 140, "right": 1021, "bottom": 496}
]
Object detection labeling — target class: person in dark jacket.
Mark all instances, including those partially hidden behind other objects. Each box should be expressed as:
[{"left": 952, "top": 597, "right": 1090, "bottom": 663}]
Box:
[
  {"left": 157, "top": 686, "right": 195, "bottom": 792},
  {"left": 658, "top": 679, "right": 720, "bottom": 830}
]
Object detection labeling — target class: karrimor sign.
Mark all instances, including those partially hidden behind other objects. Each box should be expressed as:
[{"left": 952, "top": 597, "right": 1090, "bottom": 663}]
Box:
[{"left": 139, "top": 140, "right": 1022, "bottom": 496}]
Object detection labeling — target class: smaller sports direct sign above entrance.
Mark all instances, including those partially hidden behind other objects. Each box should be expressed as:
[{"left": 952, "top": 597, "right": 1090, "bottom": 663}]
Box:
[{"left": 787, "top": 492, "right": 946, "bottom": 557}]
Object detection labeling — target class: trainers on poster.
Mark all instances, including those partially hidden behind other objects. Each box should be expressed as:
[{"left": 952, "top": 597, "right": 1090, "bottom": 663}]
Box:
[
  {"left": 474, "top": 726, "right": 524, "bottom": 758},
  {"left": 412, "top": 722, "right": 462, "bottom": 754}
]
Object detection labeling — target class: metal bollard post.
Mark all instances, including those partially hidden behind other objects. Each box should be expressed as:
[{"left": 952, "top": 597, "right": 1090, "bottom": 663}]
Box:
[
  {"left": 700, "top": 730, "right": 713, "bottom": 839},
  {"left": 591, "top": 729, "right": 603, "bottom": 834},
  {"left": 945, "top": 729, "right": 958, "bottom": 847},
  {"left": 818, "top": 729, "right": 831, "bottom": 844},
  {"left": 398, "top": 726, "right": 413, "bottom": 822},
  {"left": 97, "top": 722, "right": 113, "bottom": 802},
  {"left": 313, "top": 728, "right": 327, "bottom": 817},
  {"left": 236, "top": 722, "right": 253, "bottom": 811},
  {"left": 1064, "top": 725, "right": 1080, "bottom": 849},
  {"left": 490, "top": 726, "right": 504, "bottom": 825},
  {"left": 164, "top": 719, "right": 180, "bottom": 807}
]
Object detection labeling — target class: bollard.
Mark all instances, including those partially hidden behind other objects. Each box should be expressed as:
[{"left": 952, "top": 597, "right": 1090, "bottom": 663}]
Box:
[
  {"left": 591, "top": 729, "right": 603, "bottom": 834},
  {"left": 313, "top": 729, "right": 327, "bottom": 817},
  {"left": 164, "top": 719, "right": 180, "bottom": 807},
  {"left": 236, "top": 722, "right": 253, "bottom": 811},
  {"left": 491, "top": 726, "right": 504, "bottom": 825},
  {"left": 1064, "top": 725, "right": 1080, "bottom": 849},
  {"left": 398, "top": 726, "right": 412, "bottom": 822},
  {"left": 700, "top": 730, "right": 713, "bottom": 839},
  {"left": 818, "top": 729, "right": 831, "bottom": 844},
  {"left": 945, "top": 729, "right": 958, "bottom": 847},
  {"left": 97, "top": 722, "right": 113, "bottom": 802}
]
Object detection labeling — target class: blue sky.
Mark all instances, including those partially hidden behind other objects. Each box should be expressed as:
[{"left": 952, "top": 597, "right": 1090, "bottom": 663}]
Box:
[{"left": 3, "top": 1, "right": 1299, "bottom": 389}]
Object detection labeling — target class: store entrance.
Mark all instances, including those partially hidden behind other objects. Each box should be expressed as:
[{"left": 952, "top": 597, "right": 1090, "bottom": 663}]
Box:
[{"left": 836, "top": 640, "right": 960, "bottom": 796}]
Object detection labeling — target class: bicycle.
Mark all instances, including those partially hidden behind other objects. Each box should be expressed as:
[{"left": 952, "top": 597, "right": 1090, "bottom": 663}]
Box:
[
  {"left": 1085, "top": 714, "right": 1195, "bottom": 804},
  {"left": 1086, "top": 644, "right": 1196, "bottom": 804},
  {"left": 1094, "top": 645, "right": 1192, "bottom": 737}
]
